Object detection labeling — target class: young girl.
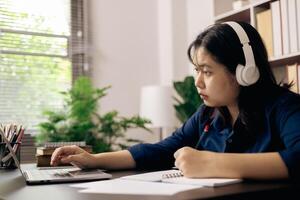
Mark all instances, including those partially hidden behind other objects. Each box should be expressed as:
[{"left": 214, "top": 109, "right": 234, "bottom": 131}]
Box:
[{"left": 51, "top": 21, "right": 300, "bottom": 181}]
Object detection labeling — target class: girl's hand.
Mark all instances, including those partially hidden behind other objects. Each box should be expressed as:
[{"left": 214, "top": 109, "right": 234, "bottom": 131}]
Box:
[
  {"left": 174, "top": 147, "right": 218, "bottom": 178},
  {"left": 50, "top": 145, "right": 96, "bottom": 169}
]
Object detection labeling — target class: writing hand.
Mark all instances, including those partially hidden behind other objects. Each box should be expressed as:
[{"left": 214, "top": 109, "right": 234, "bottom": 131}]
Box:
[{"left": 174, "top": 147, "right": 218, "bottom": 178}]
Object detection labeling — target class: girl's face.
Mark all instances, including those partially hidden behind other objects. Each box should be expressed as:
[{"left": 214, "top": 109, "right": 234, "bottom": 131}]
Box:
[{"left": 194, "top": 47, "right": 240, "bottom": 108}]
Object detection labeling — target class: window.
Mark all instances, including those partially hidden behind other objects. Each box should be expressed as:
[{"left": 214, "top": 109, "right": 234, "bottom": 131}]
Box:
[{"left": 0, "top": 0, "right": 87, "bottom": 134}]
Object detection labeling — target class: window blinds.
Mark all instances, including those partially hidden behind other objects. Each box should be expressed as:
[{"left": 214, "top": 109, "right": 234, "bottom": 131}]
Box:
[{"left": 0, "top": 0, "right": 87, "bottom": 134}]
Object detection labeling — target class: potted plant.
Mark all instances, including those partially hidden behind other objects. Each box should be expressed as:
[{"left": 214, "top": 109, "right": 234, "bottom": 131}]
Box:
[
  {"left": 173, "top": 76, "right": 203, "bottom": 123},
  {"left": 35, "top": 76, "right": 151, "bottom": 152}
]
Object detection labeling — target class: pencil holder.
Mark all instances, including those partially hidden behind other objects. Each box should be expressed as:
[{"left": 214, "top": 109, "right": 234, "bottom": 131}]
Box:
[{"left": 0, "top": 142, "right": 21, "bottom": 169}]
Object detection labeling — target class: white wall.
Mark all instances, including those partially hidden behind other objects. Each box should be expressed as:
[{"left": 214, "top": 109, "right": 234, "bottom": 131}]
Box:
[
  {"left": 172, "top": 0, "right": 189, "bottom": 82},
  {"left": 186, "top": 0, "right": 214, "bottom": 75},
  {"left": 88, "top": 0, "right": 159, "bottom": 142},
  {"left": 87, "top": 0, "right": 214, "bottom": 142}
]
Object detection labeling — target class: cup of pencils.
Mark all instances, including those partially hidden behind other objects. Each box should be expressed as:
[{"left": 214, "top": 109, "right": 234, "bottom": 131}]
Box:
[
  {"left": 0, "top": 124, "right": 25, "bottom": 169},
  {"left": 0, "top": 142, "right": 21, "bottom": 169}
]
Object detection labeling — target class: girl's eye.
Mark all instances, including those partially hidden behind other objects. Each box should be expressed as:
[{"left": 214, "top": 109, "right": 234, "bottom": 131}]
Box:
[
  {"left": 204, "top": 71, "right": 212, "bottom": 76},
  {"left": 194, "top": 67, "right": 212, "bottom": 76}
]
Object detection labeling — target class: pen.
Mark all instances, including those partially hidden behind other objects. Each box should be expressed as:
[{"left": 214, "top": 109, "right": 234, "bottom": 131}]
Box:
[{"left": 195, "top": 122, "right": 210, "bottom": 149}]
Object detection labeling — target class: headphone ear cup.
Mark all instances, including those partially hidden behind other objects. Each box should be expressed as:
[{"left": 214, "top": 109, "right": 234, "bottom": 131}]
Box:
[
  {"left": 241, "top": 65, "right": 260, "bottom": 85},
  {"left": 236, "top": 64, "right": 247, "bottom": 86}
]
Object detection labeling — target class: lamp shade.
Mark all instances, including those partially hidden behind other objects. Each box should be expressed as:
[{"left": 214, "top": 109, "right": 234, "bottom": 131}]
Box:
[{"left": 140, "top": 85, "right": 176, "bottom": 128}]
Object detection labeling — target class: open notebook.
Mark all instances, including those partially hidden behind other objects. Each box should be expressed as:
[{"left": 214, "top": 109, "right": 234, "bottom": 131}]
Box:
[{"left": 120, "top": 169, "right": 242, "bottom": 187}]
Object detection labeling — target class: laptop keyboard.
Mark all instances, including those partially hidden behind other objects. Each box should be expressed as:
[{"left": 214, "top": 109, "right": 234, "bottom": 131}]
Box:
[{"left": 24, "top": 169, "right": 71, "bottom": 180}]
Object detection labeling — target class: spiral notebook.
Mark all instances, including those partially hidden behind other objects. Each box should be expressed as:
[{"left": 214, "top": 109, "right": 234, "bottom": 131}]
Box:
[{"left": 120, "top": 170, "right": 242, "bottom": 187}]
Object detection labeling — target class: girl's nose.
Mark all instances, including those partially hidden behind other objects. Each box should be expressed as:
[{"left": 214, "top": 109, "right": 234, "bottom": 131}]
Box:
[{"left": 195, "top": 73, "right": 205, "bottom": 89}]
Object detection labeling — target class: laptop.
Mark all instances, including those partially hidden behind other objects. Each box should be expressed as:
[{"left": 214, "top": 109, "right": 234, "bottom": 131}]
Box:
[
  {"left": 1, "top": 132, "right": 112, "bottom": 185},
  {"left": 22, "top": 166, "right": 112, "bottom": 185}
]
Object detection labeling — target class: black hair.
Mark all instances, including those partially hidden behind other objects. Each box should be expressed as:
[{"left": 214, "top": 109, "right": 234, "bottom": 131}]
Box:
[{"left": 187, "top": 21, "right": 289, "bottom": 141}]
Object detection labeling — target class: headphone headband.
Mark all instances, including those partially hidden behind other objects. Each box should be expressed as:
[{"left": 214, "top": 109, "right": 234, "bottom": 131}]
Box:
[
  {"left": 223, "top": 21, "right": 259, "bottom": 86},
  {"left": 224, "top": 22, "right": 256, "bottom": 67}
]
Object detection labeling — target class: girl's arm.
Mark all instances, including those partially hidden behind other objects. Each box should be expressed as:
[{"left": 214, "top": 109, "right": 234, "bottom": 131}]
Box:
[
  {"left": 93, "top": 150, "right": 136, "bottom": 170},
  {"left": 51, "top": 145, "right": 136, "bottom": 170},
  {"left": 174, "top": 147, "right": 288, "bottom": 179},
  {"left": 214, "top": 152, "right": 288, "bottom": 179}
]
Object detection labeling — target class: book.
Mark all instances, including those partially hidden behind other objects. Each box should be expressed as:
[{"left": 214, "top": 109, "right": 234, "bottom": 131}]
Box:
[
  {"left": 256, "top": 8, "right": 273, "bottom": 58},
  {"left": 36, "top": 147, "right": 58, "bottom": 156},
  {"left": 35, "top": 154, "right": 74, "bottom": 167},
  {"left": 35, "top": 155, "right": 53, "bottom": 167},
  {"left": 286, "top": 63, "right": 299, "bottom": 93},
  {"left": 280, "top": 0, "right": 290, "bottom": 55},
  {"left": 35, "top": 144, "right": 92, "bottom": 167},
  {"left": 36, "top": 145, "right": 92, "bottom": 156},
  {"left": 271, "top": 0, "right": 283, "bottom": 57},
  {"left": 297, "top": 0, "right": 300, "bottom": 51},
  {"left": 287, "top": 0, "right": 298, "bottom": 53},
  {"left": 120, "top": 170, "right": 242, "bottom": 187}
]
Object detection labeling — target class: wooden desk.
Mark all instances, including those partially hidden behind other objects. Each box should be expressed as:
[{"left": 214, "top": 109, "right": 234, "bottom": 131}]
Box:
[{"left": 0, "top": 164, "right": 298, "bottom": 200}]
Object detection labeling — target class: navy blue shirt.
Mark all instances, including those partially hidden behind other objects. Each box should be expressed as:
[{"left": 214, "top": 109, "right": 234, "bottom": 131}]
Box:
[{"left": 128, "top": 90, "right": 300, "bottom": 180}]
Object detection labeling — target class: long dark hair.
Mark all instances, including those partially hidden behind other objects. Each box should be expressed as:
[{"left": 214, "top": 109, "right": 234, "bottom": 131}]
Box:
[{"left": 187, "top": 21, "right": 289, "bottom": 139}]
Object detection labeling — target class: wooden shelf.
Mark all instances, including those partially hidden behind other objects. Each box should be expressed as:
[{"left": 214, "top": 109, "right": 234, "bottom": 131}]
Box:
[
  {"left": 269, "top": 52, "right": 300, "bottom": 67},
  {"left": 252, "top": 0, "right": 272, "bottom": 9},
  {"left": 215, "top": 6, "right": 250, "bottom": 22},
  {"left": 214, "top": 0, "right": 300, "bottom": 69},
  {"left": 214, "top": 0, "right": 271, "bottom": 22}
]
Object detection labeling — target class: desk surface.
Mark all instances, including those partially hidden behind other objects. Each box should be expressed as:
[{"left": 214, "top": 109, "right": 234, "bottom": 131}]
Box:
[{"left": 0, "top": 164, "right": 299, "bottom": 200}]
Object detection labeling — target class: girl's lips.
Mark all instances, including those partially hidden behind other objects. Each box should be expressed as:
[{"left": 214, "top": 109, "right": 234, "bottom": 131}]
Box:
[{"left": 199, "top": 93, "right": 208, "bottom": 100}]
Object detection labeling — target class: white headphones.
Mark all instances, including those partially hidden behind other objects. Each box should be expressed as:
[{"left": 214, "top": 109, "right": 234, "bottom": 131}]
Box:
[{"left": 224, "top": 21, "right": 260, "bottom": 86}]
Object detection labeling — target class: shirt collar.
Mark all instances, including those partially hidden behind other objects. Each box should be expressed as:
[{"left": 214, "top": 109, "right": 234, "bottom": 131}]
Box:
[{"left": 210, "top": 110, "right": 232, "bottom": 133}]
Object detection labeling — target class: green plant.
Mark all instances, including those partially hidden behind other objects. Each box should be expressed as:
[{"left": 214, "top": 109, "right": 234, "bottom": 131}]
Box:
[
  {"left": 35, "top": 76, "right": 151, "bottom": 152},
  {"left": 173, "top": 76, "right": 203, "bottom": 123}
]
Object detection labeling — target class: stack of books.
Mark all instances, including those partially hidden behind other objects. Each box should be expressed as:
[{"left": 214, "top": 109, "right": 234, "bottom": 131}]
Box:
[
  {"left": 20, "top": 133, "right": 36, "bottom": 163},
  {"left": 35, "top": 141, "right": 92, "bottom": 167}
]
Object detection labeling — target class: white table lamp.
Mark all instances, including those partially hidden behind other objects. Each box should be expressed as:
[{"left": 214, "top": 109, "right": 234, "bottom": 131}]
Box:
[{"left": 140, "top": 85, "right": 176, "bottom": 140}]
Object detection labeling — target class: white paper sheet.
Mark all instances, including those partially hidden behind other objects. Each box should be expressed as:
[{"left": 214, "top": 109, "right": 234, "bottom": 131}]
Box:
[
  {"left": 70, "top": 180, "right": 105, "bottom": 188},
  {"left": 70, "top": 170, "right": 242, "bottom": 196},
  {"left": 77, "top": 179, "right": 201, "bottom": 196}
]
